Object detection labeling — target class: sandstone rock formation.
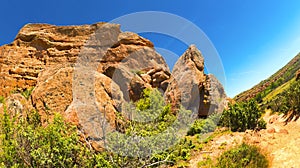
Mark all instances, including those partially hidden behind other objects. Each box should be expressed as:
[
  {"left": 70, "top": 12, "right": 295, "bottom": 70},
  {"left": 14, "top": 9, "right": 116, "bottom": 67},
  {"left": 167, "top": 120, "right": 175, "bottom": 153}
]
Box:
[
  {"left": 0, "top": 93, "right": 33, "bottom": 118},
  {"left": 165, "top": 45, "right": 227, "bottom": 117},
  {"left": 0, "top": 23, "right": 228, "bottom": 151},
  {"left": 0, "top": 23, "right": 102, "bottom": 97},
  {"left": 296, "top": 69, "right": 300, "bottom": 81},
  {"left": 205, "top": 74, "right": 228, "bottom": 114}
]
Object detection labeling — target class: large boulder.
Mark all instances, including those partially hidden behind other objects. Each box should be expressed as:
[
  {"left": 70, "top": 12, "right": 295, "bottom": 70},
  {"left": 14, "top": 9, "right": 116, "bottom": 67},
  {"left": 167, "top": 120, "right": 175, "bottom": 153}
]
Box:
[
  {"left": 205, "top": 74, "right": 228, "bottom": 114},
  {"left": 18, "top": 23, "right": 170, "bottom": 150},
  {"left": 165, "top": 45, "right": 207, "bottom": 115},
  {"left": 0, "top": 93, "right": 33, "bottom": 119},
  {"left": 165, "top": 45, "right": 227, "bottom": 117},
  {"left": 30, "top": 63, "right": 125, "bottom": 150}
]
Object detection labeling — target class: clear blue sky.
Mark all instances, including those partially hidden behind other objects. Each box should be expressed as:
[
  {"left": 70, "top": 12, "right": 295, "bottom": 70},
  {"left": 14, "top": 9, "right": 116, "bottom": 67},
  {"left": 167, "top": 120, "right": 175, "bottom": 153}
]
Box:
[{"left": 1, "top": 0, "right": 300, "bottom": 97}]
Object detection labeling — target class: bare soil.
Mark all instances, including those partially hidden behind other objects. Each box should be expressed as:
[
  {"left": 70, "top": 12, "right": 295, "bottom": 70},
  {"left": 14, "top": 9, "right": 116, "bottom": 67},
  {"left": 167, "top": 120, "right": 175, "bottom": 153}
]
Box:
[{"left": 189, "top": 111, "right": 300, "bottom": 168}]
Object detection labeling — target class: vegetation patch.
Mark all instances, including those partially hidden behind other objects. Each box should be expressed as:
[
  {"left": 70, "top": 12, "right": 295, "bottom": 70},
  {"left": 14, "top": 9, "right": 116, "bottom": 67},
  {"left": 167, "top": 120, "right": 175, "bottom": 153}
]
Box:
[
  {"left": 21, "top": 87, "right": 34, "bottom": 100},
  {"left": 0, "top": 96, "right": 4, "bottom": 104},
  {"left": 216, "top": 143, "right": 268, "bottom": 168},
  {"left": 267, "top": 80, "right": 300, "bottom": 121},
  {"left": 219, "top": 100, "right": 266, "bottom": 132}
]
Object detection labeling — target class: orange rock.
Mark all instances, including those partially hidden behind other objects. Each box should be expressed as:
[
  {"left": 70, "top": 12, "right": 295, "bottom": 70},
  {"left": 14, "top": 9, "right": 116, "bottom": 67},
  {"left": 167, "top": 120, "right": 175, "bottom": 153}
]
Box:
[
  {"left": 165, "top": 45, "right": 228, "bottom": 116},
  {"left": 267, "top": 127, "right": 276, "bottom": 133},
  {"left": 0, "top": 22, "right": 228, "bottom": 152},
  {"left": 278, "top": 129, "right": 289, "bottom": 134}
]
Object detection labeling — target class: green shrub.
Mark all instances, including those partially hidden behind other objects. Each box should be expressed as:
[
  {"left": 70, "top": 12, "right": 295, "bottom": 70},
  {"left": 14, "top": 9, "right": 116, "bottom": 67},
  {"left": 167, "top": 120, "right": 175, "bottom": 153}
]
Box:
[
  {"left": 276, "top": 80, "right": 300, "bottom": 115},
  {"left": 0, "top": 106, "right": 112, "bottom": 167},
  {"left": 1, "top": 87, "right": 230, "bottom": 167},
  {"left": 108, "top": 88, "right": 196, "bottom": 167},
  {"left": 187, "top": 113, "right": 220, "bottom": 136},
  {"left": 0, "top": 96, "right": 4, "bottom": 104},
  {"left": 264, "top": 80, "right": 300, "bottom": 123},
  {"left": 21, "top": 87, "right": 34, "bottom": 100},
  {"left": 118, "top": 88, "right": 175, "bottom": 137},
  {"left": 219, "top": 100, "right": 266, "bottom": 132},
  {"left": 216, "top": 143, "right": 268, "bottom": 168}
]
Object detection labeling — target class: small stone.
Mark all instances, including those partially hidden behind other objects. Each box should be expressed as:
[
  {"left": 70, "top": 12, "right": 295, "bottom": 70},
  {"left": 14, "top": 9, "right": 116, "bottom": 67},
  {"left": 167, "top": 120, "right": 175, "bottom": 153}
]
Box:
[
  {"left": 278, "top": 129, "right": 289, "bottom": 134},
  {"left": 268, "top": 115, "right": 279, "bottom": 124},
  {"left": 267, "top": 127, "right": 276, "bottom": 133}
]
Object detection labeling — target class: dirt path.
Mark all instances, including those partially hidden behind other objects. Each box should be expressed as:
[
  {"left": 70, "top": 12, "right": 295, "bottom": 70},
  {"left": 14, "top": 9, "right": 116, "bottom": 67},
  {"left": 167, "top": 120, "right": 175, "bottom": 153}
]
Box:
[
  {"left": 257, "top": 112, "right": 300, "bottom": 168},
  {"left": 188, "top": 112, "right": 300, "bottom": 168}
]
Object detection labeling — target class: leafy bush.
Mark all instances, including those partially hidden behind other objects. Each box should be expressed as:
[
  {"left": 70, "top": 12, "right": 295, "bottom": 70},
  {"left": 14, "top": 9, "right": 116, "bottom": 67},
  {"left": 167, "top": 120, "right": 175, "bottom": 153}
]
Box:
[
  {"left": 271, "top": 80, "right": 300, "bottom": 116},
  {"left": 263, "top": 79, "right": 300, "bottom": 123},
  {"left": 187, "top": 113, "right": 220, "bottom": 136},
  {"left": 219, "top": 100, "right": 266, "bottom": 132},
  {"left": 117, "top": 88, "right": 175, "bottom": 137},
  {"left": 216, "top": 143, "right": 268, "bottom": 168},
  {"left": 108, "top": 88, "right": 196, "bottom": 167},
  {"left": 1, "top": 88, "right": 231, "bottom": 167},
  {"left": 0, "top": 103, "right": 112, "bottom": 167}
]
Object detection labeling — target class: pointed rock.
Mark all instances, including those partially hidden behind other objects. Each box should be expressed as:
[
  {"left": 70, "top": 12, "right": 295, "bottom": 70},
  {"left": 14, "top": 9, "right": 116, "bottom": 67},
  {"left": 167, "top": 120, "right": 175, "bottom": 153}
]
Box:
[{"left": 165, "top": 45, "right": 227, "bottom": 116}]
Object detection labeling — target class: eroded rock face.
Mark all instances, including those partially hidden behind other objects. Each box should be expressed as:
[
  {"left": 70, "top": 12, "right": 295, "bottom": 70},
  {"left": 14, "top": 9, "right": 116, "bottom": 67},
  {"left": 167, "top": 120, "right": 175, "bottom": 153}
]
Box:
[
  {"left": 31, "top": 65, "right": 74, "bottom": 122},
  {"left": 0, "top": 23, "right": 102, "bottom": 97},
  {"left": 107, "top": 47, "right": 170, "bottom": 102},
  {"left": 0, "top": 94, "right": 33, "bottom": 118},
  {"left": 0, "top": 23, "right": 228, "bottom": 151},
  {"left": 205, "top": 74, "right": 228, "bottom": 114},
  {"left": 165, "top": 45, "right": 206, "bottom": 115},
  {"left": 165, "top": 45, "right": 227, "bottom": 117}
]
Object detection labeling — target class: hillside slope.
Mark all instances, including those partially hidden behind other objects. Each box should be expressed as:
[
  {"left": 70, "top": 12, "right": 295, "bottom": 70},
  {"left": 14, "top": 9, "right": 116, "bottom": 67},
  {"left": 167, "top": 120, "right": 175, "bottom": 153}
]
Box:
[{"left": 235, "top": 53, "right": 300, "bottom": 102}]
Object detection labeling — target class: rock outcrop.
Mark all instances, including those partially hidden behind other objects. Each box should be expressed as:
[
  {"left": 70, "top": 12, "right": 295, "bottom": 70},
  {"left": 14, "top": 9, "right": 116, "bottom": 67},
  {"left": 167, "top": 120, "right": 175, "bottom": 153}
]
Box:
[
  {"left": 0, "top": 23, "right": 102, "bottom": 97},
  {"left": 205, "top": 74, "right": 228, "bottom": 114},
  {"left": 0, "top": 23, "right": 228, "bottom": 151},
  {"left": 165, "top": 45, "right": 227, "bottom": 117},
  {"left": 0, "top": 93, "right": 33, "bottom": 118},
  {"left": 296, "top": 69, "right": 300, "bottom": 81}
]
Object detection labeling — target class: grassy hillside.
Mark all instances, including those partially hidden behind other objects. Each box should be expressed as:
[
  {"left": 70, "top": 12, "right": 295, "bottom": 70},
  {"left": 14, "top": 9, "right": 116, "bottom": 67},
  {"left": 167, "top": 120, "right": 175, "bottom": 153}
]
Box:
[
  {"left": 263, "top": 77, "right": 295, "bottom": 102},
  {"left": 235, "top": 53, "right": 300, "bottom": 102}
]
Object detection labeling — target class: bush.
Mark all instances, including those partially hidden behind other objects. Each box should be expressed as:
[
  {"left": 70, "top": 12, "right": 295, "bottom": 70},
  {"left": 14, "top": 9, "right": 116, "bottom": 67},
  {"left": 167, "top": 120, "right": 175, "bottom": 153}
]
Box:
[
  {"left": 263, "top": 80, "right": 300, "bottom": 123},
  {"left": 0, "top": 104, "right": 112, "bottom": 167},
  {"left": 216, "top": 143, "right": 268, "bottom": 168},
  {"left": 187, "top": 113, "right": 220, "bottom": 136},
  {"left": 0, "top": 88, "right": 224, "bottom": 167},
  {"left": 219, "top": 100, "right": 266, "bottom": 132},
  {"left": 274, "top": 80, "right": 300, "bottom": 115},
  {"left": 108, "top": 88, "right": 196, "bottom": 167}
]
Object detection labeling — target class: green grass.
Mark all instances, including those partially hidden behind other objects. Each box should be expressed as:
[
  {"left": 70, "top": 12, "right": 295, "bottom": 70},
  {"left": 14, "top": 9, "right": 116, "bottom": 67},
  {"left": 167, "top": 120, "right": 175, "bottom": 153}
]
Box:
[{"left": 263, "top": 78, "right": 295, "bottom": 102}]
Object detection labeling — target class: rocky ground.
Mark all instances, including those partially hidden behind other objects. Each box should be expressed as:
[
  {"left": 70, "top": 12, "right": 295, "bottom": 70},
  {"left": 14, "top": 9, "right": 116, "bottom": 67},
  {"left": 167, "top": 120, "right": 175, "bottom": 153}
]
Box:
[{"left": 188, "top": 111, "right": 300, "bottom": 168}]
